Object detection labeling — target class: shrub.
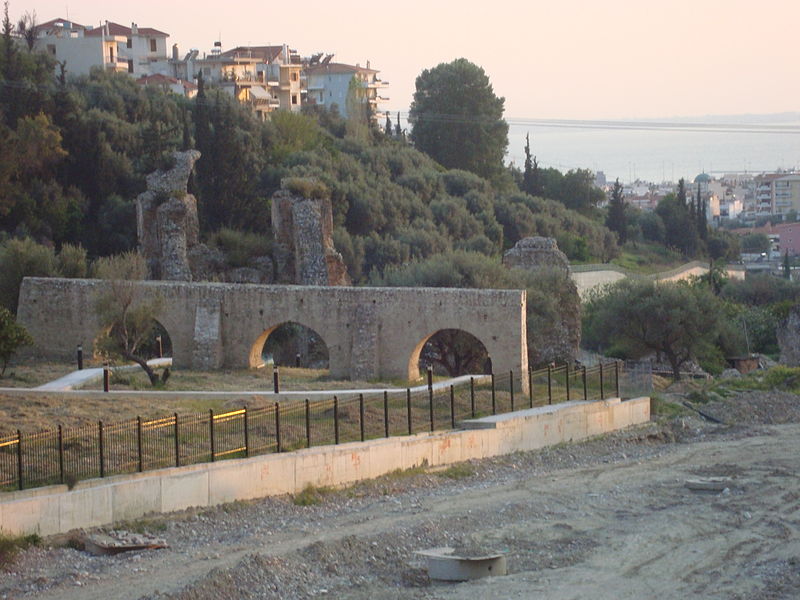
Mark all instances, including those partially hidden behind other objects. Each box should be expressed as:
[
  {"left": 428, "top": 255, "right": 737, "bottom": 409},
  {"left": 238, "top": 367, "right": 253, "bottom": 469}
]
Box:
[
  {"left": 282, "top": 177, "right": 330, "bottom": 200},
  {"left": 56, "top": 243, "right": 89, "bottom": 278},
  {"left": 209, "top": 228, "right": 272, "bottom": 269},
  {"left": 0, "top": 238, "right": 58, "bottom": 313}
]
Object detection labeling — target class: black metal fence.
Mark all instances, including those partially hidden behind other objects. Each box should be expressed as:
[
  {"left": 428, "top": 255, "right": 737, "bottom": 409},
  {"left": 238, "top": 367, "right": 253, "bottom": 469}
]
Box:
[{"left": 0, "top": 362, "right": 622, "bottom": 492}]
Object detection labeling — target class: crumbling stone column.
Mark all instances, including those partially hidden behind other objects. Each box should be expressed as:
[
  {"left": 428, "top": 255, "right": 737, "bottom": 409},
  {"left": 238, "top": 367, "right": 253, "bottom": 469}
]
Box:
[
  {"left": 271, "top": 188, "right": 350, "bottom": 286},
  {"left": 136, "top": 150, "right": 201, "bottom": 281}
]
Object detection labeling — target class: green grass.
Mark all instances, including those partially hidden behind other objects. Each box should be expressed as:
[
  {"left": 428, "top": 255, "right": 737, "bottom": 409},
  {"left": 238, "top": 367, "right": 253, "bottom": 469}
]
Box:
[
  {"left": 292, "top": 483, "right": 333, "bottom": 506},
  {"left": 436, "top": 462, "right": 475, "bottom": 480},
  {"left": 611, "top": 242, "right": 685, "bottom": 275},
  {"left": 650, "top": 395, "right": 692, "bottom": 419},
  {"left": 0, "top": 531, "right": 41, "bottom": 566}
]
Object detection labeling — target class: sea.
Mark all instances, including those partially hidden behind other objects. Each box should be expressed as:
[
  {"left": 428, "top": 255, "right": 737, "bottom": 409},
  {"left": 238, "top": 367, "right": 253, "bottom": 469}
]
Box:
[{"left": 504, "top": 113, "right": 800, "bottom": 184}]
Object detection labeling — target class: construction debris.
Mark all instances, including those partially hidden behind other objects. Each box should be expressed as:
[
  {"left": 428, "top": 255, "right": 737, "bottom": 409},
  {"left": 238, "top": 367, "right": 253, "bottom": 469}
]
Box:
[{"left": 84, "top": 530, "right": 168, "bottom": 556}]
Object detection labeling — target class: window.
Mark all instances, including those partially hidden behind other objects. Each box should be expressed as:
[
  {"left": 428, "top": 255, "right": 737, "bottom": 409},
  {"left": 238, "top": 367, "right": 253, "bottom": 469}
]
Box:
[
  {"left": 47, "top": 44, "right": 56, "bottom": 55},
  {"left": 149, "top": 38, "right": 157, "bottom": 52},
  {"left": 291, "top": 71, "right": 298, "bottom": 81},
  {"left": 128, "top": 59, "right": 134, "bottom": 73},
  {"left": 292, "top": 94, "right": 298, "bottom": 105},
  {"left": 126, "top": 38, "right": 132, "bottom": 49}
]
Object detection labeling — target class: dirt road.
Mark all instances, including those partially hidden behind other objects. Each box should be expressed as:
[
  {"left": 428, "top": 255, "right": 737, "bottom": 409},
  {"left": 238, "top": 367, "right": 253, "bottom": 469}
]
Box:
[{"left": 2, "top": 394, "right": 799, "bottom": 599}]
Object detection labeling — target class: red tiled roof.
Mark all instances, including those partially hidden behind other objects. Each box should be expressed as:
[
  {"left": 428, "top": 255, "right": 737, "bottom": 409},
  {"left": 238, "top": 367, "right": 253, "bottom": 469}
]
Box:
[
  {"left": 34, "top": 18, "right": 85, "bottom": 33},
  {"left": 85, "top": 22, "right": 168, "bottom": 37}
]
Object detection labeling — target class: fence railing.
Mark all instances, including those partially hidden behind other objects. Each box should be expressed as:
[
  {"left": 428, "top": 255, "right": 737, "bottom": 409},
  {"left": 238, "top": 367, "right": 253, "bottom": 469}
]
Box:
[{"left": 0, "top": 362, "right": 622, "bottom": 492}]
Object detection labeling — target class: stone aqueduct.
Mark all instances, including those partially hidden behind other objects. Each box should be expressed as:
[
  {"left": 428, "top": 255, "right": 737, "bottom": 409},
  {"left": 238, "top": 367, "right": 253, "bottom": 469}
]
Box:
[{"left": 18, "top": 278, "right": 528, "bottom": 383}]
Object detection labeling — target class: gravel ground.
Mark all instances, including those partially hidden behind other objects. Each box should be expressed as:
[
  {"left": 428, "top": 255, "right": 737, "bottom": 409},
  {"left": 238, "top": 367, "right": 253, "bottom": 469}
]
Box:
[{"left": 1, "top": 390, "right": 799, "bottom": 600}]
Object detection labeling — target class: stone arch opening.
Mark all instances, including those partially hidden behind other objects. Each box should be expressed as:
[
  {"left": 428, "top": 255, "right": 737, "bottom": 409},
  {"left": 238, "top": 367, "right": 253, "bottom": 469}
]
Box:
[
  {"left": 93, "top": 318, "right": 173, "bottom": 361},
  {"left": 249, "top": 322, "right": 330, "bottom": 370},
  {"left": 408, "top": 328, "right": 492, "bottom": 381}
]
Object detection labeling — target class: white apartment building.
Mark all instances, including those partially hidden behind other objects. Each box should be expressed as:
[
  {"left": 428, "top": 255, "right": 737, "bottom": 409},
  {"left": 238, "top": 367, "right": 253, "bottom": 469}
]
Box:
[
  {"left": 304, "top": 60, "right": 389, "bottom": 120},
  {"left": 33, "top": 18, "right": 169, "bottom": 77},
  {"left": 754, "top": 173, "right": 800, "bottom": 218}
]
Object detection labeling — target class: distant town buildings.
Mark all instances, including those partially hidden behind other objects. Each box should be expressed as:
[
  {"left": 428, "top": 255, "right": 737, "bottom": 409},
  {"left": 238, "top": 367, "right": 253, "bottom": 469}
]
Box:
[{"left": 27, "top": 16, "right": 389, "bottom": 122}]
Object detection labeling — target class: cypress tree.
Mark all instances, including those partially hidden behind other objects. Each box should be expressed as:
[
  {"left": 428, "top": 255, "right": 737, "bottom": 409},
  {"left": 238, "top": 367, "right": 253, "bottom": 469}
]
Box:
[{"left": 606, "top": 178, "right": 627, "bottom": 245}]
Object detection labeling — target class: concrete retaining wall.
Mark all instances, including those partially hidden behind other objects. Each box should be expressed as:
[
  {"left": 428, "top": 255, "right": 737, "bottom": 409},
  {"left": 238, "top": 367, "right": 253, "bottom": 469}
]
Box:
[{"left": 0, "top": 397, "right": 650, "bottom": 536}]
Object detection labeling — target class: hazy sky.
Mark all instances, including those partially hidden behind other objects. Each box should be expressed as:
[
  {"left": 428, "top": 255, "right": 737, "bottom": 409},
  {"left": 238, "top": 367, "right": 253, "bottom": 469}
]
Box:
[{"left": 25, "top": 0, "right": 800, "bottom": 119}]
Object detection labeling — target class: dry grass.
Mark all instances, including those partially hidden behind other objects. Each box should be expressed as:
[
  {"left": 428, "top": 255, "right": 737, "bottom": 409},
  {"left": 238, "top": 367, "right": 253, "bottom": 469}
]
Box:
[
  {"left": 77, "top": 366, "right": 400, "bottom": 393},
  {"left": 0, "top": 361, "right": 76, "bottom": 388}
]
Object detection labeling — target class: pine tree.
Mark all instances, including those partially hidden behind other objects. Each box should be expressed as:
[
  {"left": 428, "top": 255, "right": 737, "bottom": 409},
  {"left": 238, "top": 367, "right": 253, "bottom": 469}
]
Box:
[
  {"left": 606, "top": 178, "right": 627, "bottom": 245},
  {"left": 394, "top": 112, "right": 402, "bottom": 137},
  {"left": 385, "top": 113, "right": 392, "bottom": 136},
  {"left": 521, "top": 133, "right": 542, "bottom": 196}
]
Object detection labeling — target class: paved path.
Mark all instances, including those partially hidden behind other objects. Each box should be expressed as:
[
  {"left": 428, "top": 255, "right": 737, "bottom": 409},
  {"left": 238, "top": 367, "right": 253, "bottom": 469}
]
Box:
[
  {"left": 33, "top": 358, "right": 173, "bottom": 391},
  {"left": 17, "top": 365, "right": 489, "bottom": 399}
]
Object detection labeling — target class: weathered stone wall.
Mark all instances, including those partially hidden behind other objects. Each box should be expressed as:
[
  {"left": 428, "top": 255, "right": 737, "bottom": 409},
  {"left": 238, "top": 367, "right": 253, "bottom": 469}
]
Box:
[
  {"left": 18, "top": 278, "right": 528, "bottom": 384},
  {"left": 503, "top": 236, "right": 570, "bottom": 275},
  {"left": 271, "top": 190, "right": 350, "bottom": 286},
  {"left": 502, "top": 237, "right": 579, "bottom": 365}
]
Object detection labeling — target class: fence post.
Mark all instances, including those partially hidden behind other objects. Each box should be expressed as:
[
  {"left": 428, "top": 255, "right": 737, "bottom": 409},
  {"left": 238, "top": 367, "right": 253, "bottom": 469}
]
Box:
[
  {"left": 103, "top": 365, "right": 110, "bottom": 392},
  {"left": 383, "top": 391, "right": 389, "bottom": 438},
  {"left": 359, "top": 394, "right": 365, "bottom": 442},
  {"left": 565, "top": 364, "right": 571, "bottom": 402},
  {"left": 58, "top": 425, "right": 64, "bottom": 485},
  {"left": 174, "top": 413, "right": 180, "bottom": 467},
  {"left": 582, "top": 366, "right": 588, "bottom": 401},
  {"left": 510, "top": 371, "right": 515, "bottom": 411},
  {"left": 243, "top": 406, "right": 249, "bottom": 458},
  {"left": 470, "top": 377, "right": 475, "bottom": 418},
  {"left": 600, "top": 363, "right": 605, "bottom": 400},
  {"left": 275, "top": 402, "right": 282, "bottom": 452},
  {"left": 406, "top": 389, "right": 412, "bottom": 435},
  {"left": 528, "top": 368, "right": 533, "bottom": 408},
  {"left": 427, "top": 365, "right": 433, "bottom": 390},
  {"left": 491, "top": 373, "right": 496, "bottom": 415},
  {"left": 305, "top": 399, "right": 311, "bottom": 448},
  {"left": 429, "top": 384, "right": 435, "bottom": 432},
  {"left": 16, "top": 430, "right": 22, "bottom": 491},
  {"left": 98, "top": 421, "right": 104, "bottom": 478},
  {"left": 615, "top": 361, "right": 621, "bottom": 397},
  {"left": 334, "top": 396, "right": 340, "bottom": 444},
  {"left": 547, "top": 365, "right": 552, "bottom": 405},
  {"left": 209, "top": 409, "right": 215, "bottom": 462},
  {"left": 137, "top": 416, "right": 143, "bottom": 472},
  {"left": 273, "top": 366, "right": 279, "bottom": 394},
  {"left": 450, "top": 385, "right": 455, "bottom": 429},
  {"left": 77, "top": 344, "right": 83, "bottom": 370}
]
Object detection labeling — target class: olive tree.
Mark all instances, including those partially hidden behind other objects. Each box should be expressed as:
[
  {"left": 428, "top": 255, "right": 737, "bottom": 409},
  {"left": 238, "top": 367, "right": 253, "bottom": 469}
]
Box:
[
  {"left": 583, "top": 279, "right": 724, "bottom": 380},
  {"left": 93, "top": 252, "right": 165, "bottom": 386}
]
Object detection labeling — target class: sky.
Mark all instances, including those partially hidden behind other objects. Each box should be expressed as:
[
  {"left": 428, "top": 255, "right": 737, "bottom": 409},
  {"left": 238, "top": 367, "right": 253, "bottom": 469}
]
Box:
[{"left": 23, "top": 0, "right": 800, "bottom": 120}]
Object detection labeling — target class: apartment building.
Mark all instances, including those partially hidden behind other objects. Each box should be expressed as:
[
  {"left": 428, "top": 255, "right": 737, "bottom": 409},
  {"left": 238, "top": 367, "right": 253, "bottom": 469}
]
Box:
[
  {"left": 170, "top": 43, "right": 303, "bottom": 119},
  {"left": 33, "top": 19, "right": 169, "bottom": 77},
  {"left": 753, "top": 173, "right": 800, "bottom": 217},
  {"left": 304, "top": 59, "right": 389, "bottom": 119}
]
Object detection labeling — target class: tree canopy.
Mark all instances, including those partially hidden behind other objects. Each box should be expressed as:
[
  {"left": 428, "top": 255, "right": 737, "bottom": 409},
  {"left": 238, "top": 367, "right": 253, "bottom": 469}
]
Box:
[
  {"left": 409, "top": 58, "right": 508, "bottom": 183},
  {"left": 583, "top": 279, "right": 726, "bottom": 379}
]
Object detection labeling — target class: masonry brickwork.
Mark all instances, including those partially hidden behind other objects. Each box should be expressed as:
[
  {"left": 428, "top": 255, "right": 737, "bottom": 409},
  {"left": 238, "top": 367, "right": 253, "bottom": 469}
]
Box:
[{"left": 18, "top": 278, "right": 527, "bottom": 383}]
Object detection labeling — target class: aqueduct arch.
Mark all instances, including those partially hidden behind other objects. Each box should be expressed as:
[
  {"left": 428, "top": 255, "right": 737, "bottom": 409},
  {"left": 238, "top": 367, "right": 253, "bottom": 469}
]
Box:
[
  {"left": 249, "top": 321, "right": 329, "bottom": 369},
  {"left": 409, "top": 328, "right": 492, "bottom": 380},
  {"left": 18, "top": 278, "right": 528, "bottom": 385}
]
